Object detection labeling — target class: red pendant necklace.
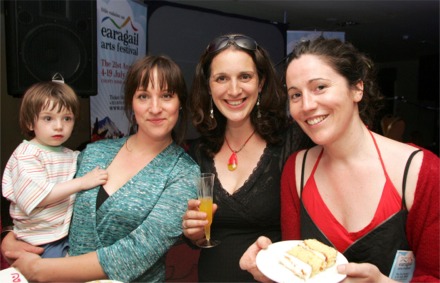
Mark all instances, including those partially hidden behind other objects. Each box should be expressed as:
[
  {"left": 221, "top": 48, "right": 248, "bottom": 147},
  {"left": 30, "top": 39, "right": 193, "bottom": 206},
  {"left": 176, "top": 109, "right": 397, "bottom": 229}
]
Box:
[{"left": 225, "top": 130, "right": 256, "bottom": 171}]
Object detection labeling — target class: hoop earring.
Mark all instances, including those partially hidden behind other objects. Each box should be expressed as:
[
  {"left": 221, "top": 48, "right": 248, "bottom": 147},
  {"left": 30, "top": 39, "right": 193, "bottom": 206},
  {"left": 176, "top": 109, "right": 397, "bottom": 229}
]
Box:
[
  {"left": 257, "top": 93, "right": 261, "bottom": 118},
  {"left": 210, "top": 98, "right": 214, "bottom": 119}
]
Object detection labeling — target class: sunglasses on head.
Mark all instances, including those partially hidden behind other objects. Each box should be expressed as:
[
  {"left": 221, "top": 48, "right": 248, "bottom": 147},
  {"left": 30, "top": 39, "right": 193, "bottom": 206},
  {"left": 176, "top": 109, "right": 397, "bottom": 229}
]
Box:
[{"left": 206, "top": 35, "right": 258, "bottom": 53}]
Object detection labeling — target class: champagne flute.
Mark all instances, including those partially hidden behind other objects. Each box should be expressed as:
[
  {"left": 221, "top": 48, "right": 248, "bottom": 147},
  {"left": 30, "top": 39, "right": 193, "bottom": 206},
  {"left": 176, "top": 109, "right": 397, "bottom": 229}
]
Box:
[{"left": 195, "top": 173, "right": 220, "bottom": 248}]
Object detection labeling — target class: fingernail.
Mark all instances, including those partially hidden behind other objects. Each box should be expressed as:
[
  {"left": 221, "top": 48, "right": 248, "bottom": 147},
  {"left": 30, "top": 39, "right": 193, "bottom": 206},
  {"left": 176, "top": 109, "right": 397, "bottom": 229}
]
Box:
[{"left": 337, "top": 264, "right": 346, "bottom": 273}]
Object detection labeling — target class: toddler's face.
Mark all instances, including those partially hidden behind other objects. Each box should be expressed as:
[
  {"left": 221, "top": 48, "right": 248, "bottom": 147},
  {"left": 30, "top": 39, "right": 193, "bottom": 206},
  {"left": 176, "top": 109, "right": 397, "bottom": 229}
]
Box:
[{"left": 30, "top": 101, "right": 75, "bottom": 147}]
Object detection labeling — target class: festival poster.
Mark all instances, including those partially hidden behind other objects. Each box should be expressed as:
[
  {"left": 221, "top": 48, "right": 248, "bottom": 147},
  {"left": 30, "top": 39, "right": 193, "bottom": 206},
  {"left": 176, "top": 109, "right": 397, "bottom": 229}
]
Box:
[{"left": 90, "top": 0, "right": 147, "bottom": 141}]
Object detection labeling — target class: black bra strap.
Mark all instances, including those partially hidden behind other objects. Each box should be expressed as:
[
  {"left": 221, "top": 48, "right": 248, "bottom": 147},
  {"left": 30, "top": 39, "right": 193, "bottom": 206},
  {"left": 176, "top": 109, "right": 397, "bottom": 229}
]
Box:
[
  {"left": 300, "top": 149, "right": 311, "bottom": 195},
  {"left": 401, "top": 149, "right": 422, "bottom": 209},
  {"left": 96, "top": 185, "right": 109, "bottom": 211}
]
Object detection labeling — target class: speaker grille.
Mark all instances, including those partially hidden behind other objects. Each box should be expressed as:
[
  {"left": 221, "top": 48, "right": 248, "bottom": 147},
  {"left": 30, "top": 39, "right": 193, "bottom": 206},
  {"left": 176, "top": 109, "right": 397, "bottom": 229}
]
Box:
[
  {"left": 5, "top": 0, "right": 97, "bottom": 97},
  {"left": 22, "top": 24, "right": 86, "bottom": 83}
]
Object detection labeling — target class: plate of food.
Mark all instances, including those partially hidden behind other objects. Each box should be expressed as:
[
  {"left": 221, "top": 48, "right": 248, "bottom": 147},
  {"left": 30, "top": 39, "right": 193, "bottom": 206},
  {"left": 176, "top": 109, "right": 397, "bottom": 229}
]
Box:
[{"left": 256, "top": 239, "right": 348, "bottom": 283}]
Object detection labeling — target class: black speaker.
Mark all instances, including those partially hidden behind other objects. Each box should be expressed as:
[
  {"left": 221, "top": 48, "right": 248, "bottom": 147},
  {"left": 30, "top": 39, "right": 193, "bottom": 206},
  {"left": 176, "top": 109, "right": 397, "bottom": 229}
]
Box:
[{"left": 5, "top": 0, "right": 97, "bottom": 97}]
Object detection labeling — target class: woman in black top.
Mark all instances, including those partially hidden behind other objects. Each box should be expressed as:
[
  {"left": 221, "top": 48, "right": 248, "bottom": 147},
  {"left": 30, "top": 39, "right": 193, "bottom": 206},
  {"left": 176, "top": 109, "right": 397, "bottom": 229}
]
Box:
[{"left": 181, "top": 34, "right": 311, "bottom": 282}]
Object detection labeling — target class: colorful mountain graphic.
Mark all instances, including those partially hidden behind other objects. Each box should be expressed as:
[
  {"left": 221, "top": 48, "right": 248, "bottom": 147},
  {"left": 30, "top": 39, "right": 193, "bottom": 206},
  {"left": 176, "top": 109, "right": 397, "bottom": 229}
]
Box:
[
  {"left": 91, "top": 116, "right": 125, "bottom": 142},
  {"left": 101, "top": 16, "right": 138, "bottom": 31}
]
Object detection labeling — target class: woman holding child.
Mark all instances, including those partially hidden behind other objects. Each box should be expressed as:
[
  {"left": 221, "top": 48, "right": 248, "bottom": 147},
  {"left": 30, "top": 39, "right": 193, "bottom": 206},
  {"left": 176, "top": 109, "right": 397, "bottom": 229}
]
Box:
[{"left": 2, "top": 55, "right": 200, "bottom": 282}]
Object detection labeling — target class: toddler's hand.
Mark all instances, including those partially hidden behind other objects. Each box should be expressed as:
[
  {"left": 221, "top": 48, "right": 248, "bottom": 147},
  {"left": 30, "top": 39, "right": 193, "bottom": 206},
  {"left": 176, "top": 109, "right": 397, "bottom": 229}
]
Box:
[{"left": 80, "top": 166, "right": 108, "bottom": 190}]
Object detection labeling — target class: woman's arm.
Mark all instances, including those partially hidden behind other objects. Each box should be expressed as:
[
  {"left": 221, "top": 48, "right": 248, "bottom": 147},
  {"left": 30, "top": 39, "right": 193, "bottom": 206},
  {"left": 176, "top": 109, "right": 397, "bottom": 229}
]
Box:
[
  {"left": 2, "top": 231, "right": 106, "bottom": 281},
  {"left": 280, "top": 151, "right": 301, "bottom": 240},
  {"left": 1, "top": 232, "right": 44, "bottom": 264},
  {"left": 406, "top": 149, "right": 439, "bottom": 281},
  {"left": 8, "top": 250, "right": 106, "bottom": 282}
]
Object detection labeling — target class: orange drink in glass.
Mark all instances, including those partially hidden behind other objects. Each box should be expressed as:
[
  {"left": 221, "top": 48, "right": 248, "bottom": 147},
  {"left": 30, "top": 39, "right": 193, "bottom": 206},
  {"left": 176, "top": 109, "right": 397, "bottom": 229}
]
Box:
[{"left": 196, "top": 173, "right": 220, "bottom": 248}]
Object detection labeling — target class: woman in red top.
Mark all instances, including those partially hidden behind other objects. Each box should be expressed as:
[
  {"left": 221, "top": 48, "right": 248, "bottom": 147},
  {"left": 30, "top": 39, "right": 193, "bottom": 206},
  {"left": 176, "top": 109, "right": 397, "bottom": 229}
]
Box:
[{"left": 240, "top": 37, "right": 439, "bottom": 282}]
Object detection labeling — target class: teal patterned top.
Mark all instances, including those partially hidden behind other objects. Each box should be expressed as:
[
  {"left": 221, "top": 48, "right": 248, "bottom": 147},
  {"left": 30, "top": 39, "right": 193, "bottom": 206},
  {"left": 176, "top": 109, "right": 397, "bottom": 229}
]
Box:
[{"left": 68, "top": 137, "right": 199, "bottom": 282}]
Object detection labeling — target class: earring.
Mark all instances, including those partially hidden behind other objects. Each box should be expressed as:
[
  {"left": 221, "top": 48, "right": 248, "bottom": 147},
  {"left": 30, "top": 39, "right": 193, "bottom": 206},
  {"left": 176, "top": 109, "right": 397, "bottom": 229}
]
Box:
[
  {"left": 129, "top": 113, "right": 138, "bottom": 134},
  {"left": 210, "top": 98, "right": 214, "bottom": 119},
  {"left": 257, "top": 93, "right": 261, "bottom": 118}
]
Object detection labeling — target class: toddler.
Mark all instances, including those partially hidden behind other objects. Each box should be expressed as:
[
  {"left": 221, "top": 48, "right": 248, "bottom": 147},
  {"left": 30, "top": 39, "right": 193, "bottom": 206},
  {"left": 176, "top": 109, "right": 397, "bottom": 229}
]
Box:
[{"left": 2, "top": 81, "right": 108, "bottom": 258}]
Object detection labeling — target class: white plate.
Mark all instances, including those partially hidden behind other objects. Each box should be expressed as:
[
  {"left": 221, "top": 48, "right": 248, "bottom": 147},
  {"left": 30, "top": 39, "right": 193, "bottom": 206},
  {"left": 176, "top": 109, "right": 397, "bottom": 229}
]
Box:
[
  {"left": 256, "top": 240, "right": 348, "bottom": 283},
  {"left": 0, "top": 267, "right": 28, "bottom": 283}
]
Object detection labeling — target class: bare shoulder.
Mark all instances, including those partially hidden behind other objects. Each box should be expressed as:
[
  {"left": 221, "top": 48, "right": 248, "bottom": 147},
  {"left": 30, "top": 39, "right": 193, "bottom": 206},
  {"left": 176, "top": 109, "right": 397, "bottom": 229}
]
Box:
[
  {"left": 374, "top": 134, "right": 424, "bottom": 210},
  {"left": 376, "top": 134, "right": 423, "bottom": 166},
  {"left": 294, "top": 146, "right": 322, "bottom": 192},
  {"left": 294, "top": 146, "right": 322, "bottom": 171}
]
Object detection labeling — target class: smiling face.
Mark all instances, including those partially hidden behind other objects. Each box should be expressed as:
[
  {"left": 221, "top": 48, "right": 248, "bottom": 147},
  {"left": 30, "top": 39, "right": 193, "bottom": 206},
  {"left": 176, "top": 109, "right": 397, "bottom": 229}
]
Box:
[
  {"left": 30, "top": 100, "right": 75, "bottom": 147},
  {"left": 209, "top": 48, "right": 262, "bottom": 126},
  {"left": 132, "top": 67, "right": 181, "bottom": 142},
  {"left": 286, "top": 54, "right": 363, "bottom": 145}
]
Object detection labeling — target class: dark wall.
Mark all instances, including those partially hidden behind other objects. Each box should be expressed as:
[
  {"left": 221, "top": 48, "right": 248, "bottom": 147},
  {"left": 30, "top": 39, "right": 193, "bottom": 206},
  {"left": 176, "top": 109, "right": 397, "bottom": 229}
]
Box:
[{"left": 418, "top": 54, "right": 439, "bottom": 103}]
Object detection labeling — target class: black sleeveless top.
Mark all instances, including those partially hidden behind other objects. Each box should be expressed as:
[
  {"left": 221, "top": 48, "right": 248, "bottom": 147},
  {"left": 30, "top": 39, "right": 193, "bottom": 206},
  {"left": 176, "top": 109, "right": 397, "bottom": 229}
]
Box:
[{"left": 299, "top": 149, "right": 421, "bottom": 275}]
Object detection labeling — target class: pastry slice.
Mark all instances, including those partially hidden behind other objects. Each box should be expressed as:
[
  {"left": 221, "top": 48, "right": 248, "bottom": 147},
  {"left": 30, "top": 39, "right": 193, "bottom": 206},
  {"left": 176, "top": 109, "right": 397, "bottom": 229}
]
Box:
[
  {"left": 287, "top": 244, "right": 325, "bottom": 276},
  {"left": 303, "top": 239, "right": 337, "bottom": 268},
  {"left": 279, "top": 252, "right": 313, "bottom": 280}
]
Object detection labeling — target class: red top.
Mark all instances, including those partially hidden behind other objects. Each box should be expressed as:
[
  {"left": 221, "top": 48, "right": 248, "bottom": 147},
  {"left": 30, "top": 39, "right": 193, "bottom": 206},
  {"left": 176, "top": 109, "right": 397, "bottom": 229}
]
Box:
[
  {"left": 281, "top": 146, "right": 439, "bottom": 282},
  {"left": 303, "top": 131, "right": 402, "bottom": 252}
]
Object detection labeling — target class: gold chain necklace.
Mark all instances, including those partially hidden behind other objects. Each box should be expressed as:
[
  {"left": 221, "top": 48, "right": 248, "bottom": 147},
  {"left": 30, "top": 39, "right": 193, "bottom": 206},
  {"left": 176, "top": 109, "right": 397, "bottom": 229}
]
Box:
[{"left": 225, "top": 130, "right": 256, "bottom": 171}]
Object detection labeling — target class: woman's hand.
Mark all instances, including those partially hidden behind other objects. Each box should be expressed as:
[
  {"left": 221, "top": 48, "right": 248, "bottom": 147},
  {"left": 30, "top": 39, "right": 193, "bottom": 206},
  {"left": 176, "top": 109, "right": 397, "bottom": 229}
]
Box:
[
  {"left": 182, "top": 199, "right": 217, "bottom": 241},
  {"left": 239, "top": 236, "right": 273, "bottom": 283},
  {"left": 7, "top": 250, "right": 43, "bottom": 281},
  {"left": 1, "top": 232, "right": 44, "bottom": 264},
  {"left": 338, "top": 262, "right": 397, "bottom": 283}
]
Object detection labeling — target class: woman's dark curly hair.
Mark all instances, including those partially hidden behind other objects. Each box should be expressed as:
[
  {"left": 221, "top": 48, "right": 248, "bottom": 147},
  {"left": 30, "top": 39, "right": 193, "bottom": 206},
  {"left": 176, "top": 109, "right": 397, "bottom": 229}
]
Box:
[
  {"left": 124, "top": 55, "right": 189, "bottom": 145},
  {"left": 189, "top": 34, "right": 289, "bottom": 157},
  {"left": 285, "top": 37, "right": 384, "bottom": 128}
]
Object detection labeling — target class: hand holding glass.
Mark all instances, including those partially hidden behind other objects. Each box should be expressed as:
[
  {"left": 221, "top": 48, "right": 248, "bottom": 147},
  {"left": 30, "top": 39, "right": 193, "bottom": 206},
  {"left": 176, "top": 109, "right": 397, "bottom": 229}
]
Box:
[{"left": 195, "top": 173, "right": 220, "bottom": 248}]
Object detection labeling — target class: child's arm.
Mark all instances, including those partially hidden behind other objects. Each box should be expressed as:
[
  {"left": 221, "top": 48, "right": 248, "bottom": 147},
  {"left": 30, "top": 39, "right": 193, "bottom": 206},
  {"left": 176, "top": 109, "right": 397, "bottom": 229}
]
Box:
[{"left": 38, "top": 166, "right": 108, "bottom": 206}]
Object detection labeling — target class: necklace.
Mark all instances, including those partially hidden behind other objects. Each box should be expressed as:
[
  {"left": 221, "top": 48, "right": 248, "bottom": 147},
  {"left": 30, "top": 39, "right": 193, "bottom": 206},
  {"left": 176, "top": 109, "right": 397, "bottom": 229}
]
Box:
[
  {"left": 225, "top": 130, "right": 256, "bottom": 171},
  {"left": 126, "top": 136, "right": 173, "bottom": 153}
]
